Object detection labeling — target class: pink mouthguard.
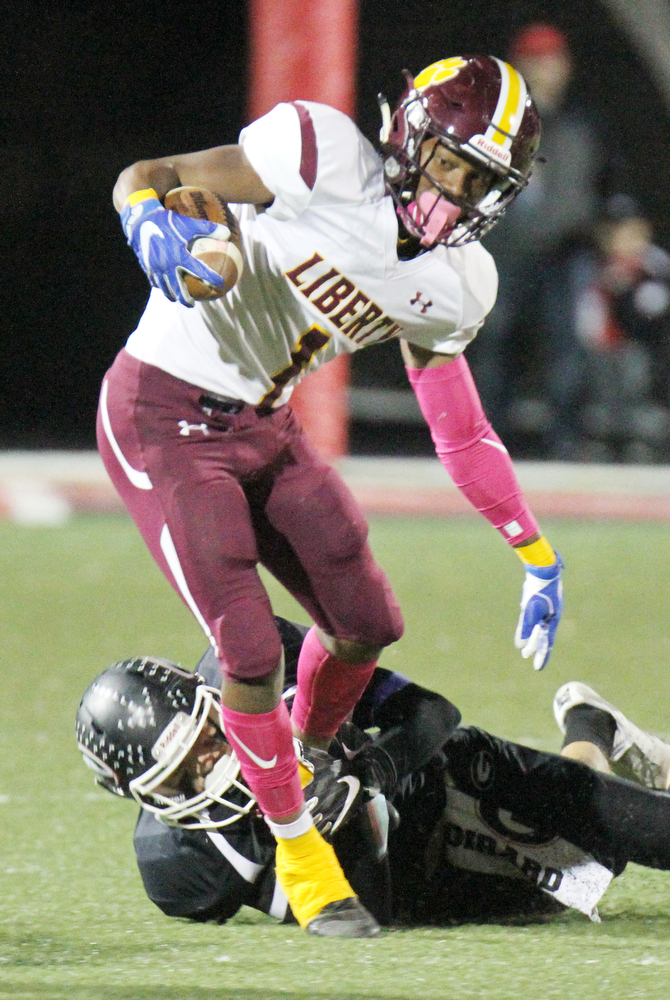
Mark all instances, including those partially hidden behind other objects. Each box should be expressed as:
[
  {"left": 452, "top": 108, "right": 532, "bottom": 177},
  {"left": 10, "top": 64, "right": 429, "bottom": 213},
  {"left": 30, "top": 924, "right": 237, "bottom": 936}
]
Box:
[{"left": 413, "top": 192, "right": 461, "bottom": 246}]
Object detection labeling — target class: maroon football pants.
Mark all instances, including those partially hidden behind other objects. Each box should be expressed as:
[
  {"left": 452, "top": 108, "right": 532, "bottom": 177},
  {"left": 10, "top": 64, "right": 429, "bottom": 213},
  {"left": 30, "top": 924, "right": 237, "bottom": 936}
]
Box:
[{"left": 97, "top": 350, "right": 403, "bottom": 680}]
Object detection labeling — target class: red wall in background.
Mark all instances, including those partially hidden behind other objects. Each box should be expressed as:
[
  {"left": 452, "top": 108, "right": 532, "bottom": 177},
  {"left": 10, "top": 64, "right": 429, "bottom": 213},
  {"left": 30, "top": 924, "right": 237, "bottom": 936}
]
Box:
[{"left": 247, "top": 0, "right": 358, "bottom": 458}]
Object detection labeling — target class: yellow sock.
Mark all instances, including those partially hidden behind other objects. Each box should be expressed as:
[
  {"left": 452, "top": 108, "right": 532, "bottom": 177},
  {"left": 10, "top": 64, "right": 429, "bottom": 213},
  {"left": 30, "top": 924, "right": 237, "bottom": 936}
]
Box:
[
  {"left": 275, "top": 825, "right": 355, "bottom": 928},
  {"left": 515, "top": 535, "right": 556, "bottom": 567},
  {"left": 297, "top": 761, "right": 313, "bottom": 789}
]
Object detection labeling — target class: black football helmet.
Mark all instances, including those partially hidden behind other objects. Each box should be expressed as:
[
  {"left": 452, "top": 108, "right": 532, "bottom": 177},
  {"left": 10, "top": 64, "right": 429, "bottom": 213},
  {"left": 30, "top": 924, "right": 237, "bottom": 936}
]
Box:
[
  {"left": 379, "top": 55, "right": 541, "bottom": 247},
  {"left": 75, "top": 656, "right": 255, "bottom": 829}
]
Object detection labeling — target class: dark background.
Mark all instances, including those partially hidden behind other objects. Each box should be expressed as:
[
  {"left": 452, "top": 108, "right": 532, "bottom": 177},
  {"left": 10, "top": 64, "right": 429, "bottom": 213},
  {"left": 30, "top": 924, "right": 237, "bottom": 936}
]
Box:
[{"left": 4, "top": 0, "right": 668, "bottom": 452}]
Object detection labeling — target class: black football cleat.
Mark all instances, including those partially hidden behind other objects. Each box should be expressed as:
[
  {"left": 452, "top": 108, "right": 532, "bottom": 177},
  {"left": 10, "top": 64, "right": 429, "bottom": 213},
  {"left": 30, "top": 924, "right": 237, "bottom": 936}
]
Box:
[{"left": 306, "top": 897, "right": 380, "bottom": 938}]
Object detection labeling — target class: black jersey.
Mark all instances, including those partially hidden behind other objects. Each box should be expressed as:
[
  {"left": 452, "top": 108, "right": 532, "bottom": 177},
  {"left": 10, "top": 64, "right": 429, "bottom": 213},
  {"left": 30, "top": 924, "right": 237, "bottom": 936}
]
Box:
[
  {"left": 133, "top": 617, "right": 434, "bottom": 924},
  {"left": 389, "top": 724, "right": 670, "bottom": 924},
  {"left": 133, "top": 619, "right": 670, "bottom": 926}
]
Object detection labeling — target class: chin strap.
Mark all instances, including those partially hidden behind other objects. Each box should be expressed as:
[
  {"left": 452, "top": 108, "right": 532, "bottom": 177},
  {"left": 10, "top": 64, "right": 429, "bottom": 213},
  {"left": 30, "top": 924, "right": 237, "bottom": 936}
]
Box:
[{"left": 378, "top": 93, "right": 392, "bottom": 143}]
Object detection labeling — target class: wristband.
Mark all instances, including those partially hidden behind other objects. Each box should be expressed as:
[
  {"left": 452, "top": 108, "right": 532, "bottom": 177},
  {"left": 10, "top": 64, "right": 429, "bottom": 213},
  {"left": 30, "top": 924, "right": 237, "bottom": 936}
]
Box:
[
  {"left": 120, "top": 188, "right": 162, "bottom": 242},
  {"left": 124, "top": 187, "right": 160, "bottom": 208},
  {"left": 515, "top": 535, "right": 556, "bottom": 566}
]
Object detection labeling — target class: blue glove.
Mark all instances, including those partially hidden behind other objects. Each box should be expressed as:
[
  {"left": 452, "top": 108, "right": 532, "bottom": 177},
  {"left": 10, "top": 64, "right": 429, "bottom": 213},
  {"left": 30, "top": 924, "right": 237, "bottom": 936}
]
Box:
[
  {"left": 514, "top": 555, "right": 564, "bottom": 670},
  {"left": 120, "top": 190, "right": 228, "bottom": 306}
]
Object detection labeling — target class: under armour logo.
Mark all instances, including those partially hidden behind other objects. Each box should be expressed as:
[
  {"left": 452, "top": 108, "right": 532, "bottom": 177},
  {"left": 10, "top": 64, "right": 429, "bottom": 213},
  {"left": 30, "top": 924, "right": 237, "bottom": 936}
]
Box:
[
  {"left": 410, "top": 291, "right": 433, "bottom": 313},
  {"left": 178, "top": 420, "right": 210, "bottom": 436}
]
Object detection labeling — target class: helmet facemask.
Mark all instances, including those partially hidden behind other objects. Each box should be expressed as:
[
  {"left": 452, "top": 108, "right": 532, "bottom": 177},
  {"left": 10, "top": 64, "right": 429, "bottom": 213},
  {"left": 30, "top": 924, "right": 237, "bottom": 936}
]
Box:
[
  {"left": 127, "top": 684, "right": 257, "bottom": 829},
  {"left": 76, "top": 658, "right": 257, "bottom": 830}
]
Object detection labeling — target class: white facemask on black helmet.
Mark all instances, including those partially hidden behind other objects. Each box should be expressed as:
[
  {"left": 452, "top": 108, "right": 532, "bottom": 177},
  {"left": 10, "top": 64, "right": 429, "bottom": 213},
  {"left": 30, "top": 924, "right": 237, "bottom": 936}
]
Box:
[{"left": 76, "top": 657, "right": 256, "bottom": 829}]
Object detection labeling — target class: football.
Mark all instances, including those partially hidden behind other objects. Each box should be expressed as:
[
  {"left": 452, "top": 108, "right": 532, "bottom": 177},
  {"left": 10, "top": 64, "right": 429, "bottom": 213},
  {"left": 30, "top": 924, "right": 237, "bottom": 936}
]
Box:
[{"left": 164, "top": 186, "right": 244, "bottom": 300}]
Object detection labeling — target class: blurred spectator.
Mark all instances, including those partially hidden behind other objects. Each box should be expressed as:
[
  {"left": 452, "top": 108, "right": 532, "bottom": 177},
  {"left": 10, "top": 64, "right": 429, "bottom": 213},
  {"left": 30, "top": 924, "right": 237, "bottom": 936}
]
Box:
[
  {"left": 542, "top": 195, "right": 670, "bottom": 462},
  {"left": 469, "top": 23, "right": 612, "bottom": 451}
]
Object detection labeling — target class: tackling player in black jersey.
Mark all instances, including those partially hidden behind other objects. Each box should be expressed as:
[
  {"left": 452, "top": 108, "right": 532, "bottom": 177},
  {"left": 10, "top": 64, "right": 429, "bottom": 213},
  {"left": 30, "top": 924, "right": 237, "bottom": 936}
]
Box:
[{"left": 77, "top": 618, "right": 670, "bottom": 927}]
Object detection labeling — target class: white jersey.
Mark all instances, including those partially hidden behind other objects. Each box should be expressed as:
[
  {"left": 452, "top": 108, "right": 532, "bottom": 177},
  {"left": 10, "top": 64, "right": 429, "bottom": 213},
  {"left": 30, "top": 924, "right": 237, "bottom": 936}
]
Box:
[{"left": 125, "top": 101, "right": 498, "bottom": 407}]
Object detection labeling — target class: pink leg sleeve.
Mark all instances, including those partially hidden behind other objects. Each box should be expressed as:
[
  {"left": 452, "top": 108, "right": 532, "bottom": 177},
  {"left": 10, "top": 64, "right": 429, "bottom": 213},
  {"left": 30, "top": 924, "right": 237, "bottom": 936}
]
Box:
[
  {"left": 406, "top": 354, "right": 539, "bottom": 544},
  {"left": 220, "top": 700, "right": 304, "bottom": 820},
  {"left": 291, "top": 626, "right": 378, "bottom": 741}
]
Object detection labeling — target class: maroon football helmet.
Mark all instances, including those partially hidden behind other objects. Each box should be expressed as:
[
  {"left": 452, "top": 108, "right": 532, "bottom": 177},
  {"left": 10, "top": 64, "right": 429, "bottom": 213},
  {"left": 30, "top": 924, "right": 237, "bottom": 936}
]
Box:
[{"left": 380, "top": 55, "right": 541, "bottom": 247}]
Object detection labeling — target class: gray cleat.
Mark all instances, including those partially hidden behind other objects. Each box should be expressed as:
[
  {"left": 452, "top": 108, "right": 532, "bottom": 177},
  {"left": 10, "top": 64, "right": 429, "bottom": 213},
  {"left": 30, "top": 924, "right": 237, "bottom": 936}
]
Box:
[
  {"left": 554, "top": 681, "right": 670, "bottom": 790},
  {"left": 306, "top": 897, "right": 380, "bottom": 938}
]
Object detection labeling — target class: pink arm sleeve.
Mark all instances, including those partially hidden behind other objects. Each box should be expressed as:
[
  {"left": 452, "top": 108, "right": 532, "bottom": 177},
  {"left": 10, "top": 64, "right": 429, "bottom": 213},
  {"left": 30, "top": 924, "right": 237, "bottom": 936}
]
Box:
[{"left": 406, "top": 354, "right": 539, "bottom": 545}]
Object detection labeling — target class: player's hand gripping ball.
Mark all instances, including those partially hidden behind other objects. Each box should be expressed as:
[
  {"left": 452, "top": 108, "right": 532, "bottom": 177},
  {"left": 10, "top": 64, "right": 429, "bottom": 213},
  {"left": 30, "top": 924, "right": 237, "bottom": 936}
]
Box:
[{"left": 164, "top": 187, "right": 245, "bottom": 301}]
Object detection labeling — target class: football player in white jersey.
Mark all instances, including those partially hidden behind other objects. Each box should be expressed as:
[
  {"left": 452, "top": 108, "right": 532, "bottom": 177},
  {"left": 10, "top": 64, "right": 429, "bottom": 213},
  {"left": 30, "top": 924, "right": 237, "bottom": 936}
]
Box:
[{"left": 100, "top": 55, "right": 563, "bottom": 937}]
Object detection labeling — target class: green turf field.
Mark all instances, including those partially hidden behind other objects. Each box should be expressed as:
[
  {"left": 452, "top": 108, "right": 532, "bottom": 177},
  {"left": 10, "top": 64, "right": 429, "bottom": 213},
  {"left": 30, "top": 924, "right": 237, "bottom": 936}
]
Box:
[{"left": 2, "top": 513, "right": 670, "bottom": 999}]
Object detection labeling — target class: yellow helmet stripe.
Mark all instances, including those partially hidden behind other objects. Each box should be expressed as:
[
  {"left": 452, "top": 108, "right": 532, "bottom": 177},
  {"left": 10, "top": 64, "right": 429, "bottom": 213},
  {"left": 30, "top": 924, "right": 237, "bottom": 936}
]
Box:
[{"left": 486, "top": 58, "right": 527, "bottom": 149}]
